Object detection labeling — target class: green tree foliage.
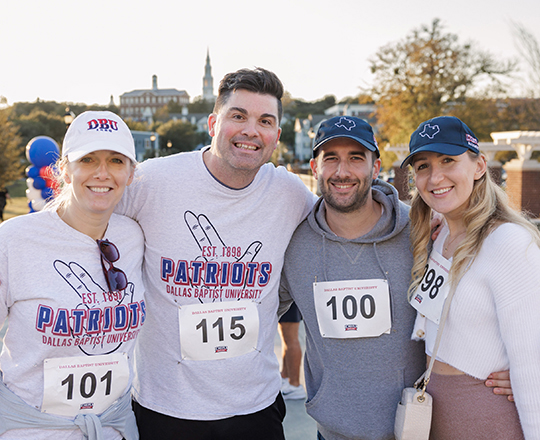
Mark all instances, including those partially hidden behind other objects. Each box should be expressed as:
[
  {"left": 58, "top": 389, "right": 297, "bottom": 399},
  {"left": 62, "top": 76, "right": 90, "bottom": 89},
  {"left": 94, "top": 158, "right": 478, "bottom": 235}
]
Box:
[
  {"left": 0, "top": 111, "right": 24, "bottom": 187},
  {"left": 0, "top": 100, "right": 122, "bottom": 176},
  {"left": 370, "top": 18, "right": 515, "bottom": 144},
  {"left": 13, "top": 110, "right": 66, "bottom": 149},
  {"left": 7, "top": 100, "right": 120, "bottom": 149},
  {"left": 153, "top": 106, "right": 170, "bottom": 123},
  {"left": 124, "top": 118, "right": 149, "bottom": 131},
  {"left": 187, "top": 97, "right": 214, "bottom": 114},
  {"left": 156, "top": 120, "right": 201, "bottom": 156},
  {"left": 279, "top": 120, "right": 295, "bottom": 149},
  {"left": 283, "top": 94, "right": 336, "bottom": 119},
  {"left": 8, "top": 100, "right": 117, "bottom": 120}
]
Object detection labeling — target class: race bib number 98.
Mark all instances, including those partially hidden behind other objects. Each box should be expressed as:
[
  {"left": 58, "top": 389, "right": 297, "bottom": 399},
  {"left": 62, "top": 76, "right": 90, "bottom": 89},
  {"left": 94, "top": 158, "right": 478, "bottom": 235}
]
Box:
[
  {"left": 313, "top": 279, "right": 391, "bottom": 338},
  {"left": 410, "top": 249, "right": 451, "bottom": 324},
  {"left": 179, "top": 300, "right": 259, "bottom": 360},
  {"left": 42, "top": 353, "right": 129, "bottom": 417}
]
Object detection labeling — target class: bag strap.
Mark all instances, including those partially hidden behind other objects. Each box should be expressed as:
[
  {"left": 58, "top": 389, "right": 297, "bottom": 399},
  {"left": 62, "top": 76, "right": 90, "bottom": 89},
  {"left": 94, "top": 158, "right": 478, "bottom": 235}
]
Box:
[{"left": 415, "top": 282, "right": 458, "bottom": 398}]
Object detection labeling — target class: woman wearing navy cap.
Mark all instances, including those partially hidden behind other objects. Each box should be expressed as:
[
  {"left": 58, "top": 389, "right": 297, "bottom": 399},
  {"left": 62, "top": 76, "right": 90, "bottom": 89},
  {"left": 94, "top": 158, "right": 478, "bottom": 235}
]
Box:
[{"left": 403, "top": 116, "right": 540, "bottom": 439}]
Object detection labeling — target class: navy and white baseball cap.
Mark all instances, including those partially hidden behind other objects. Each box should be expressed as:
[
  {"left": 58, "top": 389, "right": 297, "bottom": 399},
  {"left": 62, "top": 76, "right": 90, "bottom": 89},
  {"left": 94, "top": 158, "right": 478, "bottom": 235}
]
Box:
[
  {"left": 62, "top": 111, "right": 136, "bottom": 163},
  {"left": 401, "top": 116, "right": 479, "bottom": 168},
  {"left": 312, "top": 116, "right": 380, "bottom": 158}
]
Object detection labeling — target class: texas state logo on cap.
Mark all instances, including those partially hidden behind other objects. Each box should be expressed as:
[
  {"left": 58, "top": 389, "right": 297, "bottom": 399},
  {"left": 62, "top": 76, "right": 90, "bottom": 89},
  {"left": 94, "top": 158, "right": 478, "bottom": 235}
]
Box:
[
  {"left": 62, "top": 111, "right": 136, "bottom": 163},
  {"left": 312, "top": 116, "right": 380, "bottom": 158},
  {"left": 401, "top": 116, "right": 479, "bottom": 168}
]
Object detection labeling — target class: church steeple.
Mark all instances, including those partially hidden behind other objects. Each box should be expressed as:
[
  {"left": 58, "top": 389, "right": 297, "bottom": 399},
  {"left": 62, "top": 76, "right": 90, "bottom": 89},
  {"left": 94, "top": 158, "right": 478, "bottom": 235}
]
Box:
[{"left": 203, "top": 49, "right": 215, "bottom": 102}]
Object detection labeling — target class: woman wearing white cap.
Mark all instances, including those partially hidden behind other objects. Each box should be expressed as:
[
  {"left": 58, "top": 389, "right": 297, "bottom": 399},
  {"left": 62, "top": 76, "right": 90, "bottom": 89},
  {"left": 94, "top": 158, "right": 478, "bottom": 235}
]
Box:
[
  {"left": 0, "top": 111, "right": 145, "bottom": 440},
  {"left": 403, "top": 116, "right": 540, "bottom": 439}
]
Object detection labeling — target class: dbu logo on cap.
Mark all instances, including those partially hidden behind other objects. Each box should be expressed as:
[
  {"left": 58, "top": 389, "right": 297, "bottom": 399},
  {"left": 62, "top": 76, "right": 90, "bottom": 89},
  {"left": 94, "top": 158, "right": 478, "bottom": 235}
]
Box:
[
  {"left": 466, "top": 134, "right": 479, "bottom": 149},
  {"left": 87, "top": 119, "right": 119, "bottom": 132}
]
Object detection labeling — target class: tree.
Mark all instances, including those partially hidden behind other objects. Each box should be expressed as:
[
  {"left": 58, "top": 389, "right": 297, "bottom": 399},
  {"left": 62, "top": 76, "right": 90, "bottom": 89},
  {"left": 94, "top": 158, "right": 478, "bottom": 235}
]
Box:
[
  {"left": 370, "top": 18, "right": 515, "bottom": 144},
  {"left": 279, "top": 120, "right": 295, "bottom": 150},
  {"left": 187, "top": 97, "right": 214, "bottom": 114},
  {"left": 0, "top": 111, "right": 24, "bottom": 187},
  {"left": 156, "top": 120, "right": 200, "bottom": 156},
  {"left": 512, "top": 21, "right": 540, "bottom": 98},
  {"left": 124, "top": 118, "right": 149, "bottom": 131},
  {"left": 12, "top": 110, "right": 66, "bottom": 150},
  {"left": 283, "top": 95, "right": 336, "bottom": 119}
]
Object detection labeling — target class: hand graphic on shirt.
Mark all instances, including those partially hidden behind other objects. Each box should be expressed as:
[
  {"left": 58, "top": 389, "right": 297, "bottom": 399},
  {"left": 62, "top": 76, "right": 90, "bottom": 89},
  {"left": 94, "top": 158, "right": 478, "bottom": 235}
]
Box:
[
  {"left": 184, "top": 211, "right": 262, "bottom": 302},
  {"left": 53, "top": 260, "right": 135, "bottom": 355}
]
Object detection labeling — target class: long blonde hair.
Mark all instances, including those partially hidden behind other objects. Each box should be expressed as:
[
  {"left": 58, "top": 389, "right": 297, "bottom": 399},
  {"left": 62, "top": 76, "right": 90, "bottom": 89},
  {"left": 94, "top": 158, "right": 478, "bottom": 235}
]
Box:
[
  {"left": 43, "top": 157, "right": 71, "bottom": 213},
  {"left": 408, "top": 152, "right": 540, "bottom": 298}
]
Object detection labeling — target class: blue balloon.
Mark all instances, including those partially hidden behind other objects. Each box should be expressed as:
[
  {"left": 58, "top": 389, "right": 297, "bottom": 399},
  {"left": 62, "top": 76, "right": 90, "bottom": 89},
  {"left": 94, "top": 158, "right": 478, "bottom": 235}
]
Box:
[
  {"left": 26, "top": 136, "right": 60, "bottom": 168},
  {"left": 41, "top": 187, "right": 54, "bottom": 200},
  {"left": 28, "top": 201, "right": 35, "bottom": 213},
  {"left": 26, "top": 165, "right": 40, "bottom": 178},
  {"left": 32, "top": 176, "right": 47, "bottom": 190}
]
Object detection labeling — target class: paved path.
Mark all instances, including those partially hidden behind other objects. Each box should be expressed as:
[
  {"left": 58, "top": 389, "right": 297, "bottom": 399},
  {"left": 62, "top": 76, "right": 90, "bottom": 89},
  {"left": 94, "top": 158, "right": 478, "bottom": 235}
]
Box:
[
  {"left": 274, "top": 321, "right": 318, "bottom": 439},
  {"left": 0, "top": 320, "right": 316, "bottom": 439}
]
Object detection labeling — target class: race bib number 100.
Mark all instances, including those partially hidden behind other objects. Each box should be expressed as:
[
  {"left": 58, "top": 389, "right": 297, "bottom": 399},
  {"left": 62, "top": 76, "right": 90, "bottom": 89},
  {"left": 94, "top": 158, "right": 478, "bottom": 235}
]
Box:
[
  {"left": 410, "top": 249, "right": 451, "bottom": 324},
  {"left": 179, "top": 300, "right": 259, "bottom": 360},
  {"left": 313, "top": 279, "right": 391, "bottom": 338}
]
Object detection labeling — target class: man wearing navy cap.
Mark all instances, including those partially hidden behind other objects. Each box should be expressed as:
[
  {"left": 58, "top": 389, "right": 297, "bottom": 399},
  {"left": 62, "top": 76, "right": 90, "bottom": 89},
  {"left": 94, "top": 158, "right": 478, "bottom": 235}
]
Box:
[{"left": 279, "top": 115, "right": 511, "bottom": 440}]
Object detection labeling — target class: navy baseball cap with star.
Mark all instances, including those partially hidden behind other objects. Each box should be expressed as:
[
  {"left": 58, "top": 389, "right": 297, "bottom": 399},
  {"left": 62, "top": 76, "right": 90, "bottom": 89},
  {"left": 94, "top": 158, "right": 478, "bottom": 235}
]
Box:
[
  {"left": 401, "top": 116, "right": 480, "bottom": 168},
  {"left": 312, "top": 116, "right": 380, "bottom": 158}
]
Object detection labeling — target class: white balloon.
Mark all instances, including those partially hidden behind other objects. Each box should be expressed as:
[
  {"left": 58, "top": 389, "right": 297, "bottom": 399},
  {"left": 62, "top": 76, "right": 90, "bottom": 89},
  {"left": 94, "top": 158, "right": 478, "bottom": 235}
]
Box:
[
  {"left": 26, "top": 177, "right": 34, "bottom": 188},
  {"left": 26, "top": 187, "right": 42, "bottom": 201},
  {"left": 31, "top": 197, "right": 46, "bottom": 211}
]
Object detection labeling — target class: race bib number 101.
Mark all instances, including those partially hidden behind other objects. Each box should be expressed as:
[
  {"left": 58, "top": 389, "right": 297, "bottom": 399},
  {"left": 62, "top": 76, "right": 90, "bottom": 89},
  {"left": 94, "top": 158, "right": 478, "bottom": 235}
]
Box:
[
  {"left": 42, "top": 353, "right": 129, "bottom": 417},
  {"left": 179, "top": 300, "right": 259, "bottom": 360}
]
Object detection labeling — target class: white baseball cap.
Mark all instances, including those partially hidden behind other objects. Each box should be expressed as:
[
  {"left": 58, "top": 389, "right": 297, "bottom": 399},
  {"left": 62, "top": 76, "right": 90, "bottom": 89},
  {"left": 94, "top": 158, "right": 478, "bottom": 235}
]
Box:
[{"left": 62, "top": 110, "right": 136, "bottom": 163}]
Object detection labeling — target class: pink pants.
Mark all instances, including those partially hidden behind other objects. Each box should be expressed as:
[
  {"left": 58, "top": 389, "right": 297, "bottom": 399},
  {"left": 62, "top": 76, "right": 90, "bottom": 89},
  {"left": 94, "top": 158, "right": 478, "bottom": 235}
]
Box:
[{"left": 426, "top": 372, "right": 524, "bottom": 440}]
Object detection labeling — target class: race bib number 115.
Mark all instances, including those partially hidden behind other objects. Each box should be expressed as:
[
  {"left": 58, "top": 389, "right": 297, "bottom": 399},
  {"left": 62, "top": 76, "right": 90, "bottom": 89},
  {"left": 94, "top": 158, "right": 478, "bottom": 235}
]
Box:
[{"left": 178, "top": 300, "right": 259, "bottom": 361}]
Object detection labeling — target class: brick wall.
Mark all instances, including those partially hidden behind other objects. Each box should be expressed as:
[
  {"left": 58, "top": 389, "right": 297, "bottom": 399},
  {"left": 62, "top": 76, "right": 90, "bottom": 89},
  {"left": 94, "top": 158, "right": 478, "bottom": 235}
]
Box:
[{"left": 505, "top": 169, "right": 540, "bottom": 217}]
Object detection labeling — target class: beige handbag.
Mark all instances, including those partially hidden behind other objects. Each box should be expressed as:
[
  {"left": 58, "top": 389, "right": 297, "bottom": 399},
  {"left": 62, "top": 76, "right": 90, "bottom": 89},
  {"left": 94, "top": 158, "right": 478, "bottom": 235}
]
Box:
[{"left": 394, "top": 284, "right": 457, "bottom": 440}]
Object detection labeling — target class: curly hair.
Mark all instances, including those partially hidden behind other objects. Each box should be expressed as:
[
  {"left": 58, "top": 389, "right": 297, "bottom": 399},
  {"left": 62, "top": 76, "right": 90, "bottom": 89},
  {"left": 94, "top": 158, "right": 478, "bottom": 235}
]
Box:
[{"left": 408, "top": 152, "right": 540, "bottom": 299}]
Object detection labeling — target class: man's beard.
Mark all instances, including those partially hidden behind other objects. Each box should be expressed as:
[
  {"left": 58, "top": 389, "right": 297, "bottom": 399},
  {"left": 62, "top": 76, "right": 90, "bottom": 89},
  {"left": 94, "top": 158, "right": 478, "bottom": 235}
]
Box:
[{"left": 320, "top": 174, "right": 373, "bottom": 213}]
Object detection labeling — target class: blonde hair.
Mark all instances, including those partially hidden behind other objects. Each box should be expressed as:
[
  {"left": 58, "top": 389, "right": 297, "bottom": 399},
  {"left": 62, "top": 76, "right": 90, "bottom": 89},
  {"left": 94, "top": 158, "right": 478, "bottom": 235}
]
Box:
[
  {"left": 43, "top": 157, "right": 71, "bottom": 213},
  {"left": 408, "top": 152, "right": 540, "bottom": 299}
]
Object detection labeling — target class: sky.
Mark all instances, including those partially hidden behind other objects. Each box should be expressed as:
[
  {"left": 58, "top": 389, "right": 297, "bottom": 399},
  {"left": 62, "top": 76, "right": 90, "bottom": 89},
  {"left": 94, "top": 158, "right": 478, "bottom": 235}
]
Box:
[{"left": 1, "top": 0, "right": 539, "bottom": 107}]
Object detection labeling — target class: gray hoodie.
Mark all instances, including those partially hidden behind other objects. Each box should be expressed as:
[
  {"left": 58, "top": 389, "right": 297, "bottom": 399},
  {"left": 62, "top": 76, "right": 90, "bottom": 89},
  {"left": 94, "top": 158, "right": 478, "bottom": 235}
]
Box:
[{"left": 280, "top": 179, "right": 425, "bottom": 440}]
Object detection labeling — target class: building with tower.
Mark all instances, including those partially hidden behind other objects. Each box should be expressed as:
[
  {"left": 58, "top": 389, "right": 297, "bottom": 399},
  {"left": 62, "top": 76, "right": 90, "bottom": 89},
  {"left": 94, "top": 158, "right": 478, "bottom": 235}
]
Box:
[
  {"left": 202, "top": 49, "right": 216, "bottom": 103},
  {"left": 119, "top": 75, "right": 190, "bottom": 123}
]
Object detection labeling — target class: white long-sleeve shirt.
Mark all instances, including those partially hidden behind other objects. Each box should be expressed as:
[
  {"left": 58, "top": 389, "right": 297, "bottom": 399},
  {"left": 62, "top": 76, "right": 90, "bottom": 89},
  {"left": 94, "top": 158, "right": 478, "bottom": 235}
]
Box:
[{"left": 413, "top": 222, "right": 540, "bottom": 439}]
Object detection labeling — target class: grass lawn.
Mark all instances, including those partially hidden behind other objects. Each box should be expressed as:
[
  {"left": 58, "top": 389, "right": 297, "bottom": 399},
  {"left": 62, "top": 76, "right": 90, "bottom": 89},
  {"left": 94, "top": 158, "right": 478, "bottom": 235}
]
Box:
[{"left": 3, "top": 197, "right": 30, "bottom": 221}]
